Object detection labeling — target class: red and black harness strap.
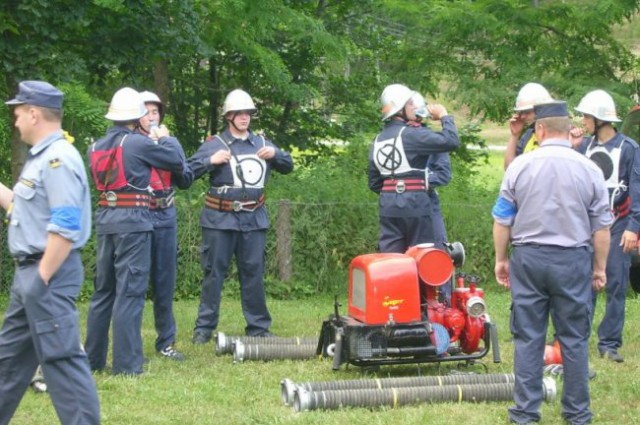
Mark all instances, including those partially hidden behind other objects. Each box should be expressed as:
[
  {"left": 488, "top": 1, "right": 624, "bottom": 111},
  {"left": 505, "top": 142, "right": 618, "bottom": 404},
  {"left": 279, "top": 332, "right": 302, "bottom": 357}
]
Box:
[
  {"left": 98, "top": 191, "right": 151, "bottom": 208},
  {"left": 381, "top": 178, "right": 427, "bottom": 193},
  {"left": 614, "top": 196, "right": 631, "bottom": 219},
  {"left": 205, "top": 194, "right": 265, "bottom": 212}
]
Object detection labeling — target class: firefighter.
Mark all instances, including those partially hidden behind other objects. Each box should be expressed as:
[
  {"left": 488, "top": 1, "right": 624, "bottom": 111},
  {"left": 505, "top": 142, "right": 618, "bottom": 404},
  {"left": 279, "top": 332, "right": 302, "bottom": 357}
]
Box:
[
  {"left": 573, "top": 89, "right": 640, "bottom": 363},
  {"left": 503, "top": 82, "right": 554, "bottom": 169},
  {"left": 84, "top": 87, "right": 188, "bottom": 375},
  {"left": 137, "top": 90, "right": 192, "bottom": 361},
  {"left": 187, "top": 89, "right": 293, "bottom": 344},
  {"left": 493, "top": 101, "right": 612, "bottom": 425},
  {"left": 409, "top": 92, "right": 453, "bottom": 302},
  {"left": 0, "top": 81, "right": 101, "bottom": 424},
  {"left": 369, "top": 84, "right": 459, "bottom": 253}
]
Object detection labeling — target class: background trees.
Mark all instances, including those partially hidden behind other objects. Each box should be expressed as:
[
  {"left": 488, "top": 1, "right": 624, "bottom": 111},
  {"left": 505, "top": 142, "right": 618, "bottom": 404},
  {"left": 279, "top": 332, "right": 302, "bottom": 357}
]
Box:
[{"left": 1, "top": 0, "right": 639, "bottom": 293}]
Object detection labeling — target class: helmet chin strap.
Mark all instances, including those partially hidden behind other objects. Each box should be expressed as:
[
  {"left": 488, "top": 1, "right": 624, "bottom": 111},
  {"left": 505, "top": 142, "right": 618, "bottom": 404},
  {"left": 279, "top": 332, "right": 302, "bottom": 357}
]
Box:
[{"left": 227, "top": 112, "right": 249, "bottom": 137}]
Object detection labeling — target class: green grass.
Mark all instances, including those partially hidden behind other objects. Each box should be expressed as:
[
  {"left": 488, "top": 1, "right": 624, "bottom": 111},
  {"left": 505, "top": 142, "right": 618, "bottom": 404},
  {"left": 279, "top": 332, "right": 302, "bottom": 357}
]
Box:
[{"left": 4, "top": 288, "right": 640, "bottom": 425}]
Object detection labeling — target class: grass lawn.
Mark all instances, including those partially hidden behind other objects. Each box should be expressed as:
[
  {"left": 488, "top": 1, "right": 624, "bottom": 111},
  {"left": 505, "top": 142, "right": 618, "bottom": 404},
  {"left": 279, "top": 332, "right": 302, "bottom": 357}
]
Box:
[{"left": 4, "top": 287, "right": 640, "bottom": 425}]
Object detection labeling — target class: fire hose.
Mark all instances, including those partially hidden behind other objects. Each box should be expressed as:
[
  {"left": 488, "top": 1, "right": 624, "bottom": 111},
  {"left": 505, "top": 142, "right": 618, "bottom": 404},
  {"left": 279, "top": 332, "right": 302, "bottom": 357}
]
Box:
[
  {"left": 233, "top": 340, "right": 318, "bottom": 363},
  {"left": 215, "top": 332, "right": 317, "bottom": 355},
  {"left": 293, "top": 378, "right": 557, "bottom": 412},
  {"left": 281, "top": 372, "right": 516, "bottom": 406}
]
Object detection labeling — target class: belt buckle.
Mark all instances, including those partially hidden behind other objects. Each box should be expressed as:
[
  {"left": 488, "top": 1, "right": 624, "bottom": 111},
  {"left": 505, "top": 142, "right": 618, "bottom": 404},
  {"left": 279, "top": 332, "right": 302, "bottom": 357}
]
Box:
[
  {"left": 156, "top": 198, "right": 167, "bottom": 208},
  {"left": 105, "top": 191, "right": 117, "bottom": 207},
  {"left": 395, "top": 180, "right": 406, "bottom": 194},
  {"left": 232, "top": 201, "right": 243, "bottom": 212}
]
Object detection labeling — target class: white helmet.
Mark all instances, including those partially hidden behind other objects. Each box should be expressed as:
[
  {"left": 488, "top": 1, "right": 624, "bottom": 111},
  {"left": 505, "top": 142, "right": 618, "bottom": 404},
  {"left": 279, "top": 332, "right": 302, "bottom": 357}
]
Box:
[
  {"left": 514, "top": 83, "right": 553, "bottom": 111},
  {"left": 574, "top": 89, "right": 621, "bottom": 122},
  {"left": 105, "top": 87, "right": 147, "bottom": 121},
  {"left": 139, "top": 90, "right": 164, "bottom": 120},
  {"left": 411, "top": 92, "right": 431, "bottom": 119},
  {"left": 222, "top": 89, "right": 257, "bottom": 115},
  {"left": 381, "top": 84, "right": 414, "bottom": 120}
]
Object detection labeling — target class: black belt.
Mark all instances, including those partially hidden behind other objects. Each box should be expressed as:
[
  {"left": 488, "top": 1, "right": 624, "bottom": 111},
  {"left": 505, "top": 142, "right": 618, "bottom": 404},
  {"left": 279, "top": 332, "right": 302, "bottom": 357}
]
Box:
[{"left": 14, "top": 252, "right": 44, "bottom": 267}]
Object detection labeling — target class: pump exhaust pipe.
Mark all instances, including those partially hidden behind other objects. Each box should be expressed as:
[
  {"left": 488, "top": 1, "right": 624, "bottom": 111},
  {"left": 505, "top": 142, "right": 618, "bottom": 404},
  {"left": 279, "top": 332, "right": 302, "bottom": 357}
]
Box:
[
  {"left": 281, "top": 372, "right": 516, "bottom": 406},
  {"left": 294, "top": 378, "right": 557, "bottom": 412},
  {"left": 233, "top": 341, "right": 318, "bottom": 363},
  {"left": 216, "top": 332, "right": 317, "bottom": 355}
]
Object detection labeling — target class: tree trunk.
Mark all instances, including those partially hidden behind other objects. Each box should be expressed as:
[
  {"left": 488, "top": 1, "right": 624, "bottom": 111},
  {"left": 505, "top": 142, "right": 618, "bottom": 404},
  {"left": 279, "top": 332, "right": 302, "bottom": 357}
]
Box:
[
  {"left": 208, "top": 56, "right": 220, "bottom": 136},
  {"left": 153, "top": 60, "right": 171, "bottom": 106}
]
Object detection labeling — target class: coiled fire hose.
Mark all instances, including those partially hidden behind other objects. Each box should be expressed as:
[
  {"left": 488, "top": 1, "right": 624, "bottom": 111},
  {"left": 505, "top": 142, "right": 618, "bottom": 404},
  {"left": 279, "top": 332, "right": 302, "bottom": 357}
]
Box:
[
  {"left": 293, "top": 378, "right": 557, "bottom": 412},
  {"left": 215, "top": 332, "right": 317, "bottom": 355},
  {"left": 233, "top": 340, "right": 318, "bottom": 363},
  {"left": 281, "top": 372, "right": 516, "bottom": 406}
]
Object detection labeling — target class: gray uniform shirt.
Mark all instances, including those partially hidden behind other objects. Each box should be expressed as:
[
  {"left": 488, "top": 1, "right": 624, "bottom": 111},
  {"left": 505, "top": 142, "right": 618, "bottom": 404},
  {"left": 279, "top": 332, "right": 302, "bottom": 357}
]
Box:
[
  {"left": 493, "top": 138, "right": 613, "bottom": 247},
  {"left": 8, "top": 131, "right": 91, "bottom": 256}
]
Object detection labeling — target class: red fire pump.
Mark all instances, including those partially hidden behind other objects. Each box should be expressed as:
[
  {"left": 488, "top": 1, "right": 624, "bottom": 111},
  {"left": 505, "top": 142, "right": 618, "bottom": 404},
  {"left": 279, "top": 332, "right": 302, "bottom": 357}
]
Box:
[{"left": 317, "top": 242, "right": 501, "bottom": 369}]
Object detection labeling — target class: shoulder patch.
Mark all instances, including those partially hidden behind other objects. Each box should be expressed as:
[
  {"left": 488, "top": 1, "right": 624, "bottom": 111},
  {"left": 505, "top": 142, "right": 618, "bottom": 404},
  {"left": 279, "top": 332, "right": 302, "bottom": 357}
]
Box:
[{"left": 49, "top": 158, "right": 62, "bottom": 168}]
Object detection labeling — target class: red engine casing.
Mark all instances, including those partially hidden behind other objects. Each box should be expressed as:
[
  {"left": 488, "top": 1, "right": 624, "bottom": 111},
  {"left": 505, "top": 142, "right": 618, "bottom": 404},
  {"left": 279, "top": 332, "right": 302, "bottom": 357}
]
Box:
[{"left": 348, "top": 253, "right": 421, "bottom": 325}]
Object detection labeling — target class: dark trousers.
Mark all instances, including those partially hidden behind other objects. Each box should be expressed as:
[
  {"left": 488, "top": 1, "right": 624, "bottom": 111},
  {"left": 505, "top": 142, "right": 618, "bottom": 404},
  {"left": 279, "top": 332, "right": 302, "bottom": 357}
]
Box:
[
  {"left": 150, "top": 224, "right": 178, "bottom": 352},
  {"left": 195, "top": 228, "right": 271, "bottom": 336},
  {"left": 378, "top": 215, "right": 434, "bottom": 253},
  {"left": 509, "top": 245, "right": 592, "bottom": 425},
  {"left": 85, "top": 231, "right": 151, "bottom": 375},
  {"left": 591, "top": 217, "right": 630, "bottom": 352},
  {"left": 0, "top": 251, "right": 101, "bottom": 425}
]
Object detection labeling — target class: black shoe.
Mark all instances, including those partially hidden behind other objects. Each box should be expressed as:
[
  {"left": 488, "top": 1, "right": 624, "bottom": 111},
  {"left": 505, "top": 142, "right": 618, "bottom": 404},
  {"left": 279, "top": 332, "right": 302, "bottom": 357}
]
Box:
[
  {"left": 192, "top": 331, "right": 212, "bottom": 345},
  {"left": 599, "top": 349, "right": 624, "bottom": 363},
  {"left": 159, "top": 345, "right": 186, "bottom": 361},
  {"left": 256, "top": 331, "right": 275, "bottom": 337}
]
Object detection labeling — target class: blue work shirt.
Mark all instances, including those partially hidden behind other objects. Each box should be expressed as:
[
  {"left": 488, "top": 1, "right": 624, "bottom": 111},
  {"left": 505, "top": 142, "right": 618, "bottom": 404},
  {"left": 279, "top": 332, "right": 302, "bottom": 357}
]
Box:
[
  {"left": 493, "top": 138, "right": 613, "bottom": 247},
  {"left": 9, "top": 131, "right": 91, "bottom": 256}
]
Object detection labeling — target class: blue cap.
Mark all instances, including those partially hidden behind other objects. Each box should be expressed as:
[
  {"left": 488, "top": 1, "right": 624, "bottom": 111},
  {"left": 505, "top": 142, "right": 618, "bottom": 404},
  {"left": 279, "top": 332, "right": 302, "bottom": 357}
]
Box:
[
  {"left": 5, "top": 80, "right": 64, "bottom": 109},
  {"left": 534, "top": 101, "right": 569, "bottom": 119}
]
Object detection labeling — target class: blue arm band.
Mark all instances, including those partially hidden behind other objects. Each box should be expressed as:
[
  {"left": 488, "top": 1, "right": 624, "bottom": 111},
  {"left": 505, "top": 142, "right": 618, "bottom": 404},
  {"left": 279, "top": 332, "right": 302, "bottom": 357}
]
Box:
[
  {"left": 492, "top": 196, "right": 517, "bottom": 220},
  {"left": 50, "top": 207, "right": 82, "bottom": 231}
]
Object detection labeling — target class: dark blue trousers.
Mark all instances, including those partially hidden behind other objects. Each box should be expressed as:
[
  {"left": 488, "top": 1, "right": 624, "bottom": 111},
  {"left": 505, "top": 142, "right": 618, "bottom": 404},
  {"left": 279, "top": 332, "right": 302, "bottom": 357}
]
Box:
[
  {"left": 509, "top": 245, "right": 592, "bottom": 425},
  {"left": 150, "top": 224, "right": 178, "bottom": 352},
  {"left": 85, "top": 231, "right": 151, "bottom": 375},
  {"left": 591, "top": 217, "right": 630, "bottom": 352},
  {"left": 195, "top": 228, "right": 271, "bottom": 336},
  {"left": 0, "top": 251, "right": 100, "bottom": 425},
  {"left": 379, "top": 215, "right": 434, "bottom": 253}
]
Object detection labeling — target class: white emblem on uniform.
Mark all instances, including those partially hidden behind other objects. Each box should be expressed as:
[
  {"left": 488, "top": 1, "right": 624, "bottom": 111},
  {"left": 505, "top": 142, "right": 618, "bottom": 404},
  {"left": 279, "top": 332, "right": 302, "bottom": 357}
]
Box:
[
  {"left": 372, "top": 127, "right": 412, "bottom": 176},
  {"left": 230, "top": 154, "right": 266, "bottom": 188}
]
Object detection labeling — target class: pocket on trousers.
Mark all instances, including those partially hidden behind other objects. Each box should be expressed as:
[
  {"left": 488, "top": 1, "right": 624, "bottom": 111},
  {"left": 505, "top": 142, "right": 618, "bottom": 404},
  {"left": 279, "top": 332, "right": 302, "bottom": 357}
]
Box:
[
  {"left": 125, "top": 264, "right": 149, "bottom": 297},
  {"left": 509, "top": 302, "right": 520, "bottom": 339},
  {"left": 35, "top": 312, "right": 82, "bottom": 362}
]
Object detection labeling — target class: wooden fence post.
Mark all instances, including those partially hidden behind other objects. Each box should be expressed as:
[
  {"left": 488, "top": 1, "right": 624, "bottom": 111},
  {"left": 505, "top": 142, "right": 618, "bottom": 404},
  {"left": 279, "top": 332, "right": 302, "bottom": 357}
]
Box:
[{"left": 276, "top": 199, "right": 293, "bottom": 282}]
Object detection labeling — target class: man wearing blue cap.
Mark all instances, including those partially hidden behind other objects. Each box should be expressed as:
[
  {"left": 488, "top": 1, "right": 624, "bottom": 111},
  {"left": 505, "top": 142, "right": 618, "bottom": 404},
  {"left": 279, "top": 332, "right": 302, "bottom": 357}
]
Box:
[
  {"left": 493, "top": 101, "right": 612, "bottom": 425},
  {"left": 0, "top": 81, "right": 101, "bottom": 424}
]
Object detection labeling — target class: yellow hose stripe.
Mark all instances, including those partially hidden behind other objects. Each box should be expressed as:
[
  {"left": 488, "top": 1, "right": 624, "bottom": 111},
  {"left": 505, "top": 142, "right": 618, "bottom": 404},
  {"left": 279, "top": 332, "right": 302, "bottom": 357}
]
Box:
[
  {"left": 376, "top": 378, "right": 382, "bottom": 389},
  {"left": 457, "top": 385, "right": 462, "bottom": 403},
  {"left": 392, "top": 388, "right": 398, "bottom": 408},
  {"left": 437, "top": 376, "right": 443, "bottom": 386}
]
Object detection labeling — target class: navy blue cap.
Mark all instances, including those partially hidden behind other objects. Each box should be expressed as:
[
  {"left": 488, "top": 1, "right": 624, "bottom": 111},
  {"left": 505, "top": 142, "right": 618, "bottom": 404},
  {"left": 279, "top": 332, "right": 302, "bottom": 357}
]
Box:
[
  {"left": 5, "top": 80, "right": 64, "bottom": 109},
  {"left": 534, "top": 101, "right": 569, "bottom": 119}
]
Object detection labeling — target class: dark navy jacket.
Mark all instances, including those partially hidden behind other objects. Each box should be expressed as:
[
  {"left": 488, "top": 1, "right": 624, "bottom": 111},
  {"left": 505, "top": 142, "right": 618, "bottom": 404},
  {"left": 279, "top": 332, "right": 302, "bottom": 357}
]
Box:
[
  {"left": 187, "top": 129, "right": 294, "bottom": 231},
  {"left": 368, "top": 118, "right": 459, "bottom": 217},
  {"left": 89, "top": 126, "right": 188, "bottom": 234}
]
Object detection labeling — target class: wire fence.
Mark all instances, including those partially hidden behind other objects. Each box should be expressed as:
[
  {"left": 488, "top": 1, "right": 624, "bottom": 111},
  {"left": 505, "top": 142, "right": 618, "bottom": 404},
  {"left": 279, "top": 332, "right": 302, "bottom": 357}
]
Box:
[{"left": 0, "top": 199, "right": 496, "bottom": 297}]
